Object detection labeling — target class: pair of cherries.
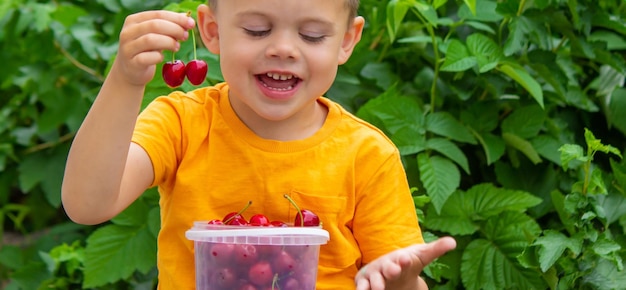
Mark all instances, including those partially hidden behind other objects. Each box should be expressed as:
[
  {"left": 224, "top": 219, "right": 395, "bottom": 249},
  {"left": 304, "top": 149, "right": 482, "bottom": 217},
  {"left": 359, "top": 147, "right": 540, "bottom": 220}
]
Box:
[
  {"left": 162, "top": 59, "right": 207, "bottom": 88},
  {"left": 208, "top": 195, "right": 321, "bottom": 227},
  {"left": 162, "top": 11, "right": 208, "bottom": 88}
]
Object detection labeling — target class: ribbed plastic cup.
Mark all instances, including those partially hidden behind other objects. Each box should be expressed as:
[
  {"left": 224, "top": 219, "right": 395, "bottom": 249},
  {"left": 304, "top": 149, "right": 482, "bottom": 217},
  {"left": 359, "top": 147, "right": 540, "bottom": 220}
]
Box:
[{"left": 186, "top": 222, "right": 329, "bottom": 290}]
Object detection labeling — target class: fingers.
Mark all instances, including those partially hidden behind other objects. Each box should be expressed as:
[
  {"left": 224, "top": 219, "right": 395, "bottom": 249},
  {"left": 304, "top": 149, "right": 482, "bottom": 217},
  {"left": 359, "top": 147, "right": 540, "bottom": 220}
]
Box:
[
  {"left": 120, "top": 11, "right": 195, "bottom": 55},
  {"left": 114, "top": 10, "right": 196, "bottom": 86},
  {"left": 411, "top": 236, "right": 457, "bottom": 268},
  {"left": 354, "top": 237, "right": 457, "bottom": 290}
]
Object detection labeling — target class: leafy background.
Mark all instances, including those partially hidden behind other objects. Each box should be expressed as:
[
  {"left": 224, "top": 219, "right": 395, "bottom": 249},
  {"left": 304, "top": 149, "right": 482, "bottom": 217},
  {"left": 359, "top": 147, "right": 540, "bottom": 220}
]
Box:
[{"left": 1, "top": 0, "right": 625, "bottom": 289}]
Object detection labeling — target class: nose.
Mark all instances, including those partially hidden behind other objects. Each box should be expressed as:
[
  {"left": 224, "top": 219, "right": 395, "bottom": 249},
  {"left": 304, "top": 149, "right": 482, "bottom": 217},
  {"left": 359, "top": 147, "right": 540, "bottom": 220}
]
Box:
[{"left": 265, "top": 31, "right": 300, "bottom": 60}]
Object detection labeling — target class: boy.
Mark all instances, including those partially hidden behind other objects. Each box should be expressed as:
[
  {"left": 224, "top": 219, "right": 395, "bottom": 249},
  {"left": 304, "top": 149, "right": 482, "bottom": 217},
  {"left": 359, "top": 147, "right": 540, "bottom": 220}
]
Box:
[{"left": 61, "top": 1, "right": 456, "bottom": 289}]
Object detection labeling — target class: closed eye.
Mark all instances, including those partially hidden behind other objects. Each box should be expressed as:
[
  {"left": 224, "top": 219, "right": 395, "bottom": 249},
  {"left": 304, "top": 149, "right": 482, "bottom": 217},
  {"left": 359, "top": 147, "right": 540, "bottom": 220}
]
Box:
[
  {"left": 300, "top": 34, "right": 326, "bottom": 43},
  {"left": 244, "top": 28, "right": 270, "bottom": 37}
]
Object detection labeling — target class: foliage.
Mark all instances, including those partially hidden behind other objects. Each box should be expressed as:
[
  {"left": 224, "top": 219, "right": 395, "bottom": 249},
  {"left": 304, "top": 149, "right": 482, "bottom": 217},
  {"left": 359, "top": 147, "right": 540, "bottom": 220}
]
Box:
[{"left": 0, "top": 0, "right": 625, "bottom": 289}]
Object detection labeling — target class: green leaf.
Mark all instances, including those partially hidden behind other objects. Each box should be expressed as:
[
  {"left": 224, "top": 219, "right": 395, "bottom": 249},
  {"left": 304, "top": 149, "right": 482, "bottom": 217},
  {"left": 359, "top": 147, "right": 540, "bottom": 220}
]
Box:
[
  {"left": 587, "top": 169, "right": 608, "bottom": 195},
  {"left": 584, "top": 128, "right": 622, "bottom": 159},
  {"left": 500, "top": 105, "right": 546, "bottom": 139},
  {"left": 461, "top": 212, "right": 544, "bottom": 290},
  {"left": 533, "top": 230, "right": 582, "bottom": 272},
  {"left": 418, "top": 153, "right": 460, "bottom": 214},
  {"left": 530, "top": 135, "right": 562, "bottom": 165},
  {"left": 356, "top": 89, "right": 424, "bottom": 133},
  {"left": 83, "top": 224, "right": 157, "bottom": 288},
  {"left": 111, "top": 198, "right": 150, "bottom": 227},
  {"left": 594, "top": 65, "right": 624, "bottom": 99},
  {"left": 426, "top": 138, "right": 470, "bottom": 174},
  {"left": 411, "top": 1, "right": 438, "bottom": 28},
  {"left": 591, "top": 236, "right": 621, "bottom": 257},
  {"left": 425, "top": 112, "right": 476, "bottom": 144},
  {"left": 69, "top": 18, "right": 100, "bottom": 60},
  {"left": 591, "top": 10, "right": 626, "bottom": 36},
  {"left": 589, "top": 31, "right": 626, "bottom": 51},
  {"left": 461, "top": 102, "right": 500, "bottom": 132},
  {"left": 607, "top": 88, "right": 626, "bottom": 136},
  {"left": 463, "top": 0, "right": 477, "bottom": 15},
  {"left": 458, "top": 0, "right": 502, "bottom": 22},
  {"left": 432, "top": 0, "right": 448, "bottom": 10},
  {"left": 17, "top": 145, "right": 68, "bottom": 208},
  {"left": 360, "top": 62, "right": 400, "bottom": 90},
  {"left": 51, "top": 4, "right": 88, "bottom": 27},
  {"left": 558, "top": 143, "right": 586, "bottom": 169},
  {"left": 550, "top": 190, "right": 575, "bottom": 235},
  {"left": 584, "top": 259, "right": 626, "bottom": 289},
  {"left": 425, "top": 183, "right": 542, "bottom": 235},
  {"left": 502, "top": 132, "right": 542, "bottom": 164},
  {"left": 441, "top": 40, "right": 477, "bottom": 72},
  {"left": 464, "top": 20, "right": 496, "bottom": 34},
  {"left": 8, "top": 262, "right": 50, "bottom": 290},
  {"left": 386, "top": 0, "right": 412, "bottom": 42},
  {"left": 391, "top": 126, "right": 427, "bottom": 155},
  {"left": 475, "top": 132, "right": 505, "bottom": 165},
  {"left": 503, "top": 17, "right": 526, "bottom": 56},
  {"left": 466, "top": 33, "right": 502, "bottom": 72},
  {"left": 610, "top": 159, "right": 626, "bottom": 200},
  {"left": 498, "top": 63, "right": 544, "bottom": 108}
]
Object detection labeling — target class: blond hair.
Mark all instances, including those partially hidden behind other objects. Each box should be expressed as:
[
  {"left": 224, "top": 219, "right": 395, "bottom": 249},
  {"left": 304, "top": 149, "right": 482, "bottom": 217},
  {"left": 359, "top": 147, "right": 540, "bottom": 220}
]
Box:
[{"left": 207, "top": 0, "right": 360, "bottom": 20}]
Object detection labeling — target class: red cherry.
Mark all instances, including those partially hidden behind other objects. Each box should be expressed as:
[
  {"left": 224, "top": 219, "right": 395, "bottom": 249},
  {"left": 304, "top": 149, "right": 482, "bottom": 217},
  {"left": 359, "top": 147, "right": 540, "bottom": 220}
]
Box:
[
  {"left": 270, "top": 220, "right": 289, "bottom": 227},
  {"left": 248, "top": 261, "right": 274, "bottom": 286},
  {"left": 294, "top": 209, "right": 320, "bottom": 227},
  {"left": 237, "top": 284, "right": 256, "bottom": 290},
  {"left": 234, "top": 244, "right": 259, "bottom": 265},
  {"left": 223, "top": 201, "right": 252, "bottom": 224},
  {"left": 209, "top": 243, "right": 235, "bottom": 265},
  {"left": 272, "top": 250, "right": 297, "bottom": 274},
  {"left": 283, "top": 194, "right": 320, "bottom": 226},
  {"left": 162, "top": 60, "right": 186, "bottom": 88},
  {"left": 207, "top": 219, "right": 223, "bottom": 225},
  {"left": 186, "top": 59, "right": 208, "bottom": 85},
  {"left": 280, "top": 277, "right": 301, "bottom": 290},
  {"left": 249, "top": 214, "right": 271, "bottom": 226},
  {"left": 212, "top": 267, "right": 237, "bottom": 288}
]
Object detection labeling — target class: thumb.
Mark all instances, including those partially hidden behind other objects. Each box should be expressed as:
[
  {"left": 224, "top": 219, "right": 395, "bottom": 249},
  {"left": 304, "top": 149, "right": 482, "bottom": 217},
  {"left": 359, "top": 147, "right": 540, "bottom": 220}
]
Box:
[{"left": 412, "top": 236, "right": 457, "bottom": 267}]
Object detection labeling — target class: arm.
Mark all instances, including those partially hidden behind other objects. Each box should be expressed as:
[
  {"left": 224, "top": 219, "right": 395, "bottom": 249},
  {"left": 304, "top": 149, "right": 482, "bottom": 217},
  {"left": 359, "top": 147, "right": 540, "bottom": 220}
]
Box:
[
  {"left": 61, "top": 11, "right": 195, "bottom": 225},
  {"left": 355, "top": 237, "right": 457, "bottom": 290}
]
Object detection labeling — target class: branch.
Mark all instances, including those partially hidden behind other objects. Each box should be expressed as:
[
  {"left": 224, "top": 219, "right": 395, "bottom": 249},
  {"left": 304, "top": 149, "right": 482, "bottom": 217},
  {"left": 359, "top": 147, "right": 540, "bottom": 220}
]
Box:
[
  {"left": 54, "top": 40, "right": 105, "bottom": 82},
  {"left": 23, "top": 132, "right": 75, "bottom": 154}
]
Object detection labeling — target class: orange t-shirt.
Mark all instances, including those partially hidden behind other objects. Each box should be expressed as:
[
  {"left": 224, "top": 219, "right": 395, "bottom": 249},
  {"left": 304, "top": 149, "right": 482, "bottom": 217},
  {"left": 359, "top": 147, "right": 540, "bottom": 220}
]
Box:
[{"left": 132, "top": 82, "right": 423, "bottom": 289}]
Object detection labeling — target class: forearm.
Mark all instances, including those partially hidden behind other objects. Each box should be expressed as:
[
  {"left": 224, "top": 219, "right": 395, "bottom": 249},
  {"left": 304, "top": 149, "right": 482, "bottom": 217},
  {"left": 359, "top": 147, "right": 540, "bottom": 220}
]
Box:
[{"left": 62, "top": 69, "right": 145, "bottom": 224}]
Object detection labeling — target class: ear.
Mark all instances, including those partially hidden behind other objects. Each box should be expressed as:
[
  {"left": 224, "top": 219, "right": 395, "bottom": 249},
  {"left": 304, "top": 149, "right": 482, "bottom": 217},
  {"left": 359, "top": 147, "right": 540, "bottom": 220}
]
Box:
[
  {"left": 338, "top": 16, "right": 364, "bottom": 65},
  {"left": 197, "top": 4, "right": 220, "bottom": 54}
]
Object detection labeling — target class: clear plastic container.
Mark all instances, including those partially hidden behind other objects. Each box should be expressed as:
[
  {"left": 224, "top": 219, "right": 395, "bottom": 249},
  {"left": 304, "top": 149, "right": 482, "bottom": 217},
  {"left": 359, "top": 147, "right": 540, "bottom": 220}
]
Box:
[{"left": 186, "top": 222, "right": 330, "bottom": 290}]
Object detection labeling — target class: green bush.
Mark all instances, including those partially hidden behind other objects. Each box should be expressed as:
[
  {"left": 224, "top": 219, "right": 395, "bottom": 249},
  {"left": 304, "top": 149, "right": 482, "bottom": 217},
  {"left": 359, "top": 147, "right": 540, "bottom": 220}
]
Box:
[{"left": 0, "top": 0, "right": 624, "bottom": 289}]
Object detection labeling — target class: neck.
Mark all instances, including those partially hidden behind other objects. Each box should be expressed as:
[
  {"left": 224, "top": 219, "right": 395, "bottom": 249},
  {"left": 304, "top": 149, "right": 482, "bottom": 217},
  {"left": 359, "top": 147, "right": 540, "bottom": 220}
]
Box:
[{"left": 230, "top": 99, "right": 328, "bottom": 141}]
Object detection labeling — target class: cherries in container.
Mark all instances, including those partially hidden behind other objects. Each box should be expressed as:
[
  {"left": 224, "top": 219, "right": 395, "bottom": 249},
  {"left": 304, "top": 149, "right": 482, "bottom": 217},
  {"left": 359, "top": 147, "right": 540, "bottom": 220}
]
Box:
[{"left": 185, "top": 223, "right": 329, "bottom": 290}]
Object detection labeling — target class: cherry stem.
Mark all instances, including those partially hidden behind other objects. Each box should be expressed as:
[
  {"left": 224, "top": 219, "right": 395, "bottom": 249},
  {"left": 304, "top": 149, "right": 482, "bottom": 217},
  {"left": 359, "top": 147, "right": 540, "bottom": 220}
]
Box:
[
  {"left": 186, "top": 10, "right": 198, "bottom": 60},
  {"left": 191, "top": 24, "right": 198, "bottom": 60},
  {"left": 223, "top": 200, "right": 252, "bottom": 224},
  {"left": 283, "top": 194, "right": 304, "bottom": 226},
  {"left": 271, "top": 273, "right": 279, "bottom": 290}
]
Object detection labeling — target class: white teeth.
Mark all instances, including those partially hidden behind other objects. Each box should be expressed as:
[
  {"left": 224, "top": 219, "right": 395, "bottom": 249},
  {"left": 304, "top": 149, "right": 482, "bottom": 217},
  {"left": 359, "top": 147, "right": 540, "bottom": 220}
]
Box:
[
  {"left": 266, "top": 72, "right": 294, "bottom": 80},
  {"left": 261, "top": 82, "right": 293, "bottom": 91}
]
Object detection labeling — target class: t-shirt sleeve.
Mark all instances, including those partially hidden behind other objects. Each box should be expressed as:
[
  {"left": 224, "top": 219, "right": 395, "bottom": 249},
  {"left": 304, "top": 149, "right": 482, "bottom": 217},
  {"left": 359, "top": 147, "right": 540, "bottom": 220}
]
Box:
[
  {"left": 353, "top": 149, "right": 424, "bottom": 263},
  {"left": 131, "top": 94, "right": 185, "bottom": 187}
]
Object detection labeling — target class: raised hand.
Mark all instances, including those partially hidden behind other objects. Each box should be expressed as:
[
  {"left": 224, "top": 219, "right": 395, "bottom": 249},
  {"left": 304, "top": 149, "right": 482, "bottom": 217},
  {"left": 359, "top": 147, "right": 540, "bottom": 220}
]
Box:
[
  {"left": 355, "top": 237, "right": 457, "bottom": 290},
  {"left": 112, "top": 10, "right": 195, "bottom": 87}
]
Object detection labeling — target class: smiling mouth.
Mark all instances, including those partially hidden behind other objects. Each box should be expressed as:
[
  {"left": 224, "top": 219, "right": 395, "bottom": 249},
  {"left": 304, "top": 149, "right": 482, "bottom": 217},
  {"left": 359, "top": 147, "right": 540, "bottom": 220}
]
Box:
[{"left": 257, "top": 72, "right": 300, "bottom": 91}]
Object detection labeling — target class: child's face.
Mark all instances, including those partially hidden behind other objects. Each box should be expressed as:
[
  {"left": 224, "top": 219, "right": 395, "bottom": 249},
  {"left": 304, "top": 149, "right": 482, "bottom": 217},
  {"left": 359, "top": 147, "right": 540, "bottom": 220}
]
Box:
[{"left": 198, "top": 0, "right": 363, "bottom": 124}]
